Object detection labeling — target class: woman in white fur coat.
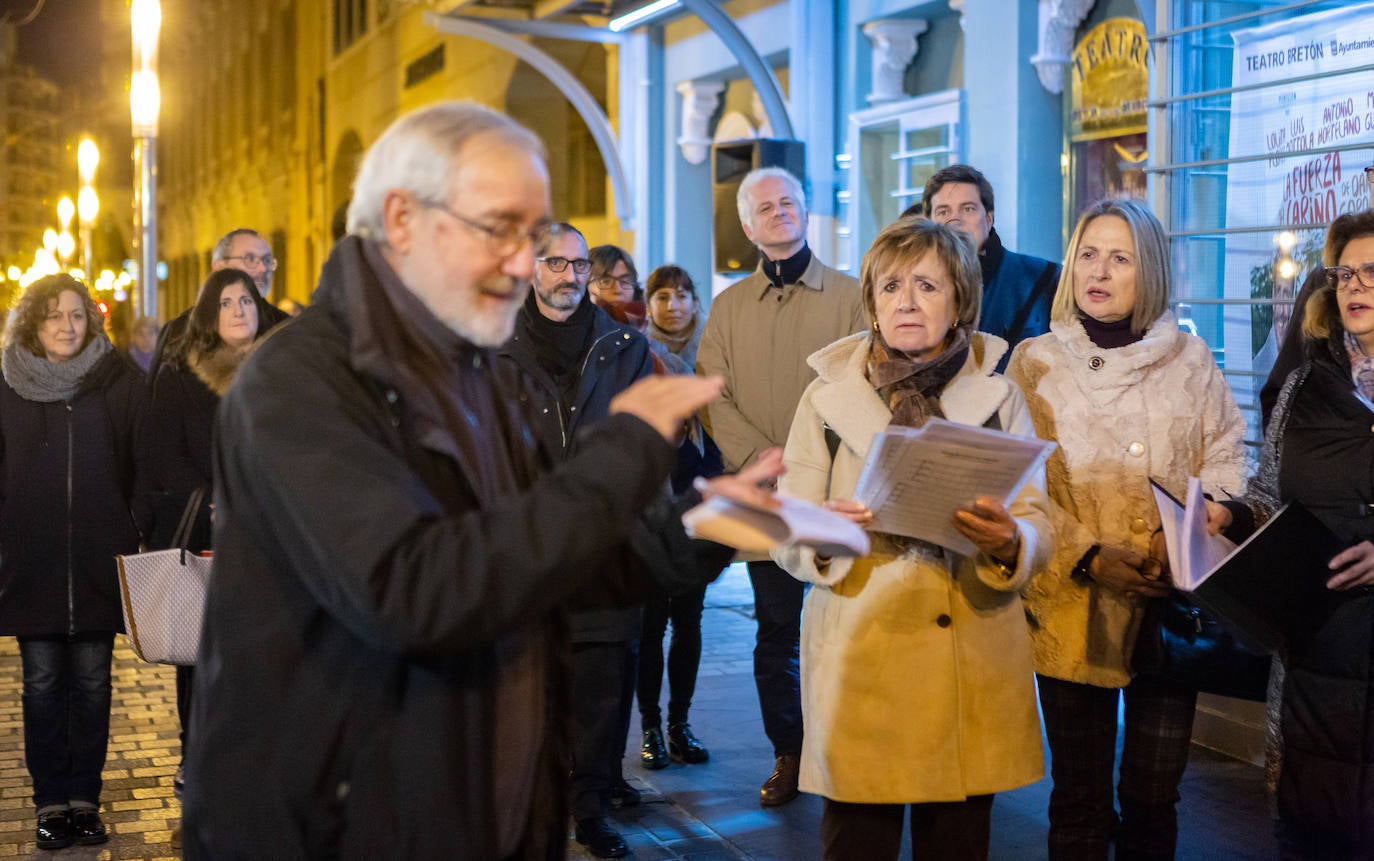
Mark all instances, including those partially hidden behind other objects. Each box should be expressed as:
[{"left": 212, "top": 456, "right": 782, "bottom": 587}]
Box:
[
  {"left": 772, "top": 218, "right": 1053, "bottom": 861},
  {"left": 1006, "top": 199, "right": 1248, "bottom": 860}
]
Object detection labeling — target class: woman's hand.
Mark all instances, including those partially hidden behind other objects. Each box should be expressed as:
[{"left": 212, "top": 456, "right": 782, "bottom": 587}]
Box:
[
  {"left": 1149, "top": 528, "right": 1169, "bottom": 578},
  {"left": 694, "top": 447, "right": 785, "bottom": 510},
  {"left": 1090, "top": 545, "right": 1173, "bottom": 599},
  {"left": 1204, "top": 500, "right": 1233, "bottom": 536},
  {"left": 952, "top": 497, "right": 1020, "bottom": 565},
  {"left": 822, "top": 499, "right": 874, "bottom": 528},
  {"left": 1326, "top": 540, "right": 1374, "bottom": 590}
]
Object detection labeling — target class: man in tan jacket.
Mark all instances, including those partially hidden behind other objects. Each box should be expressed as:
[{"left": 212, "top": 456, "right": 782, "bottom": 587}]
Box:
[{"left": 696, "top": 166, "right": 865, "bottom": 807}]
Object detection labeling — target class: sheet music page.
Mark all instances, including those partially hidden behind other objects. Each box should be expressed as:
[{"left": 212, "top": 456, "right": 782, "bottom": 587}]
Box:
[
  {"left": 1149, "top": 476, "right": 1236, "bottom": 590},
  {"left": 681, "top": 493, "right": 871, "bottom": 558},
  {"left": 852, "top": 418, "right": 1056, "bottom": 555}
]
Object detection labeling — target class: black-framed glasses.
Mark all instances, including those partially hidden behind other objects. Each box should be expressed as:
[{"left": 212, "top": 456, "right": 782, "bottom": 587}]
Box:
[
  {"left": 223, "top": 252, "right": 277, "bottom": 271},
  {"left": 537, "top": 256, "right": 592, "bottom": 274},
  {"left": 593, "top": 275, "right": 639, "bottom": 292},
  {"left": 1325, "top": 263, "right": 1374, "bottom": 292},
  {"left": 424, "top": 200, "right": 550, "bottom": 258}
]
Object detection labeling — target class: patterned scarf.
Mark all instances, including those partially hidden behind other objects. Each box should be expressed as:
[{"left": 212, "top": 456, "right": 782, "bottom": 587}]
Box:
[
  {"left": 866, "top": 327, "right": 971, "bottom": 428},
  {"left": 1344, "top": 329, "right": 1374, "bottom": 403}
]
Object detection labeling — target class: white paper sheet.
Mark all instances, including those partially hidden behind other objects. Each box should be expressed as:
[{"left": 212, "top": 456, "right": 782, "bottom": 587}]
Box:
[
  {"left": 1149, "top": 476, "right": 1237, "bottom": 591},
  {"left": 681, "top": 493, "right": 871, "bottom": 559},
  {"left": 850, "top": 418, "right": 1056, "bottom": 556}
]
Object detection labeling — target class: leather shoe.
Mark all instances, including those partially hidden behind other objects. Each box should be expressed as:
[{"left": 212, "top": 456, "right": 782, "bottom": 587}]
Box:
[
  {"left": 609, "top": 778, "right": 640, "bottom": 808},
  {"left": 640, "top": 726, "right": 669, "bottom": 770},
  {"left": 667, "top": 723, "right": 709, "bottom": 764},
  {"left": 759, "top": 753, "right": 800, "bottom": 807},
  {"left": 70, "top": 807, "right": 108, "bottom": 845},
  {"left": 574, "top": 816, "right": 629, "bottom": 859},
  {"left": 36, "top": 809, "right": 72, "bottom": 850}
]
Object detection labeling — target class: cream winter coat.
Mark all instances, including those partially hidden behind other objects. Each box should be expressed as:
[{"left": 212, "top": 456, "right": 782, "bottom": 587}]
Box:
[
  {"left": 773, "top": 330, "right": 1051, "bottom": 804},
  {"left": 1006, "top": 312, "right": 1249, "bottom": 689}
]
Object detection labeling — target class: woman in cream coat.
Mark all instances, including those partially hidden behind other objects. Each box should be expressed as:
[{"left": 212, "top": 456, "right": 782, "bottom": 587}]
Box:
[
  {"left": 774, "top": 218, "right": 1052, "bottom": 860},
  {"left": 1006, "top": 199, "right": 1248, "bottom": 860}
]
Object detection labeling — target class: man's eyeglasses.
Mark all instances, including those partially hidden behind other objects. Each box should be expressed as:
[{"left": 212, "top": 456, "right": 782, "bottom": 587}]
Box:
[
  {"left": 1325, "top": 263, "right": 1374, "bottom": 292},
  {"left": 223, "top": 252, "right": 277, "bottom": 272},
  {"left": 423, "top": 200, "right": 550, "bottom": 258},
  {"left": 537, "top": 256, "right": 592, "bottom": 275},
  {"left": 593, "top": 275, "right": 639, "bottom": 292}
]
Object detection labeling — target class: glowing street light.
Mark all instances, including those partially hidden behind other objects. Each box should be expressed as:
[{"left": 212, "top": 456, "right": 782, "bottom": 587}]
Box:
[
  {"left": 76, "top": 138, "right": 100, "bottom": 285},
  {"left": 131, "top": 0, "right": 161, "bottom": 318},
  {"left": 57, "top": 196, "right": 75, "bottom": 231}
]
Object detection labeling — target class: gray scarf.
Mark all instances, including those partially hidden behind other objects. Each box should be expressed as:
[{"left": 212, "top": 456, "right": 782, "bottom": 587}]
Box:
[{"left": 2, "top": 333, "right": 113, "bottom": 403}]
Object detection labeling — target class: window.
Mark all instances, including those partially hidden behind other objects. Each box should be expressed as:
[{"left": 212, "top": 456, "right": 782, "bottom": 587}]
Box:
[
  {"left": 1150, "top": 0, "right": 1374, "bottom": 441},
  {"left": 836, "top": 89, "right": 964, "bottom": 273}
]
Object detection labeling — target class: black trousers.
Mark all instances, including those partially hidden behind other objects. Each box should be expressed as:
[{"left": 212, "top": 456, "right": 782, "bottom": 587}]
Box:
[
  {"left": 820, "top": 795, "right": 995, "bottom": 860},
  {"left": 747, "top": 560, "right": 804, "bottom": 756},
  {"left": 569, "top": 640, "right": 638, "bottom": 821},
  {"left": 637, "top": 584, "right": 706, "bottom": 728}
]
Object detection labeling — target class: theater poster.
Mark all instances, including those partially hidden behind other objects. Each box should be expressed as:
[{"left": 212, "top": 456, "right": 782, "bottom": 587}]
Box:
[{"left": 1223, "top": 2, "right": 1374, "bottom": 408}]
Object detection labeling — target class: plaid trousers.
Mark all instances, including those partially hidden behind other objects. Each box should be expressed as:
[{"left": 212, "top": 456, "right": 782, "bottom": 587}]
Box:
[{"left": 1037, "top": 673, "right": 1198, "bottom": 861}]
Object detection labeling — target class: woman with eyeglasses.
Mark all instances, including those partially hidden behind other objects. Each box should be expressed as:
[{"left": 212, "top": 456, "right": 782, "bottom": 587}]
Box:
[{"left": 1208, "top": 210, "right": 1374, "bottom": 860}]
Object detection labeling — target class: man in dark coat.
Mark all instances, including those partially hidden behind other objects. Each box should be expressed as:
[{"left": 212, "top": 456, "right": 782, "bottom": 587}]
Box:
[
  {"left": 912, "top": 164, "right": 1060, "bottom": 364},
  {"left": 496, "top": 223, "right": 652, "bottom": 859},
  {"left": 181, "top": 102, "right": 725, "bottom": 860}
]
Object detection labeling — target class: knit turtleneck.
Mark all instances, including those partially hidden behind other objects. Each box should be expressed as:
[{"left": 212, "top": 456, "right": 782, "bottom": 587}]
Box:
[
  {"left": 762, "top": 243, "right": 813, "bottom": 290},
  {"left": 1079, "top": 312, "right": 1142, "bottom": 349}
]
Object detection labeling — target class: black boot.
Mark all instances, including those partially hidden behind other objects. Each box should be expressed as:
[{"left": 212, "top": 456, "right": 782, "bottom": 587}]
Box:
[
  {"left": 667, "top": 722, "right": 709, "bottom": 764},
  {"left": 640, "top": 726, "right": 669, "bottom": 770}
]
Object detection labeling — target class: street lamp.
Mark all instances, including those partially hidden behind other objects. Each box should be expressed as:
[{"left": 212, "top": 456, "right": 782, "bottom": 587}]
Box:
[
  {"left": 131, "top": 0, "right": 161, "bottom": 319},
  {"left": 77, "top": 138, "right": 99, "bottom": 285}
]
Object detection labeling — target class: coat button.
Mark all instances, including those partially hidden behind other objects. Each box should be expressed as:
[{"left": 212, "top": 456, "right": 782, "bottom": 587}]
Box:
[
  {"left": 1127, "top": 441, "right": 1145, "bottom": 457},
  {"left": 623, "top": 333, "right": 630, "bottom": 340},
  {"left": 936, "top": 614, "right": 952, "bottom": 628},
  {"left": 1088, "top": 356, "right": 1105, "bottom": 370},
  {"left": 336, "top": 781, "right": 350, "bottom": 801},
  {"left": 1131, "top": 517, "right": 1148, "bottom": 533}
]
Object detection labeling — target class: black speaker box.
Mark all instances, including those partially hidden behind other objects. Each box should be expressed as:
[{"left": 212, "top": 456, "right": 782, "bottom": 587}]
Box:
[{"left": 711, "top": 138, "right": 806, "bottom": 273}]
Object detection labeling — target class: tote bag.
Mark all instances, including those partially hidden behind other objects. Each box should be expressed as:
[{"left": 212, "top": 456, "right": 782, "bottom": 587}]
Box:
[{"left": 115, "top": 488, "right": 211, "bottom": 665}]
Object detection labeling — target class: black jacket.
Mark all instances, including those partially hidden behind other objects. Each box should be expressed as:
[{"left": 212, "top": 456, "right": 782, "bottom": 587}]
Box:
[
  {"left": 1245, "top": 337, "right": 1374, "bottom": 847},
  {"left": 182, "top": 238, "right": 675, "bottom": 860},
  {"left": 141, "top": 363, "right": 217, "bottom": 551},
  {"left": 497, "top": 301, "right": 656, "bottom": 642},
  {"left": 0, "top": 349, "right": 146, "bottom": 636}
]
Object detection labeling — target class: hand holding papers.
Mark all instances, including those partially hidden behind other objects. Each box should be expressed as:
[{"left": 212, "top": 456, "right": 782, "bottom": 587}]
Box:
[
  {"left": 851, "top": 418, "right": 1056, "bottom": 556},
  {"left": 1149, "top": 478, "right": 1236, "bottom": 591}
]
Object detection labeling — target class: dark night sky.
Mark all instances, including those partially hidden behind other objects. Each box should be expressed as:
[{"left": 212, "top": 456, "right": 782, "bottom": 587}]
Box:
[{"left": 8, "top": 0, "right": 102, "bottom": 88}]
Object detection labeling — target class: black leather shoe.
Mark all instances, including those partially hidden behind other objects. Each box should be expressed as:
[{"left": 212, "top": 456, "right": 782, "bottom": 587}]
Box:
[
  {"left": 759, "top": 752, "right": 800, "bottom": 807},
  {"left": 70, "top": 807, "right": 108, "bottom": 845},
  {"left": 667, "top": 723, "right": 709, "bottom": 764},
  {"left": 608, "top": 778, "right": 640, "bottom": 808},
  {"left": 574, "top": 816, "right": 629, "bottom": 859},
  {"left": 640, "top": 726, "right": 669, "bottom": 770},
  {"left": 36, "top": 809, "right": 72, "bottom": 850}
]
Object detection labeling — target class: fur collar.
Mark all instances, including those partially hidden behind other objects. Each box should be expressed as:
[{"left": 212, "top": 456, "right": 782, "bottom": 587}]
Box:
[
  {"left": 189, "top": 341, "right": 255, "bottom": 396},
  {"left": 806, "top": 330, "right": 1012, "bottom": 461}
]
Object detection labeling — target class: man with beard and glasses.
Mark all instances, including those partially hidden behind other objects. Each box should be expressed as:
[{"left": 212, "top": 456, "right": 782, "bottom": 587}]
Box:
[
  {"left": 696, "top": 166, "right": 865, "bottom": 809},
  {"left": 180, "top": 103, "right": 754, "bottom": 860},
  {"left": 496, "top": 222, "right": 654, "bottom": 859}
]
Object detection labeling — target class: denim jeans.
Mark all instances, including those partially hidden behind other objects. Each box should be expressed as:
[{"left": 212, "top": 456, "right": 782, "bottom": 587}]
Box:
[
  {"left": 19, "top": 633, "right": 115, "bottom": 809},
  {"left": 747, "top": 560, "right": 805, "bottom": 757}
]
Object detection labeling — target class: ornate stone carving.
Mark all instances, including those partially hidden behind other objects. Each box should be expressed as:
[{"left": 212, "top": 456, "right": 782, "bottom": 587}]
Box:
[
  {"left": 1030, "top": 0, "right": 1096, "bottom": 94},
  {"left": 862, "top": 19, "right": 928, "bottom": 105},
  {"left": 676, "top": 79, "right": 725, "bottom": 165}
]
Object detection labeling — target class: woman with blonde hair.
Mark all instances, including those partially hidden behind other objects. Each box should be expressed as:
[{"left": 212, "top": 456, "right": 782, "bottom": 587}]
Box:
[
  {"left": 0, "top": 274, "right": 147, "bottom": 849},
  {"left": 1007, "top": 198, "right": 1249, "bottom": 859},
  {"left": 774, "top": 217, "right": 1052, "bottom": 859}
]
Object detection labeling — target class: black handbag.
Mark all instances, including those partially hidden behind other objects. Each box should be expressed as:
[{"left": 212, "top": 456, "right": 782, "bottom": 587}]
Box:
[{"left": 1131, "top": 591, "right": 1272, "bottom": 701}]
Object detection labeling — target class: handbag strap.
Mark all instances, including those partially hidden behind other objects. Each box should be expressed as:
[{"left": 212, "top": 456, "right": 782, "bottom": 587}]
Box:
[{"left": 172, "top": 486, "right": 207, "bottom": 563}]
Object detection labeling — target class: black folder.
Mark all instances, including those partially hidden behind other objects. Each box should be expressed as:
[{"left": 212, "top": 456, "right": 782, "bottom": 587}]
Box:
[{"left": 1194, "top": 501, "right": 1346, "bottom": 655}]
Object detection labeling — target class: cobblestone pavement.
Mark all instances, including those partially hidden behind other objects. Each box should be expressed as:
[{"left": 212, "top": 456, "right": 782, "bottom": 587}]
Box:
[{"left": 0, "top": 564, "right": 1278, "bottom": 860}]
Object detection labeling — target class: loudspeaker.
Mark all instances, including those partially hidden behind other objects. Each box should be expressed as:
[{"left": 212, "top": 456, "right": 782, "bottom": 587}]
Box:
[{"left": 712, "top": 139, "right": 806, "bottom": 273}]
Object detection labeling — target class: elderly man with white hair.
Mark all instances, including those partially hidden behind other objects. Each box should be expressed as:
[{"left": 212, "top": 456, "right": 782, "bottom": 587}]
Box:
[
  {"left": 696, "top": 166, "right": 865, "bottom": 808},
  {"left": 179, "top": 101, "right": 759, "bottom": 860}
]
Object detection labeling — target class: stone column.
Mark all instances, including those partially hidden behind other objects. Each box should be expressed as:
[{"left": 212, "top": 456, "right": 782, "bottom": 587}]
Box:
[
  {"left": 676, "top": 79, "right": 725, "bottom": 165},
  {"left": 862, "top": 18, "right": 928, "bottom": 105}
]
